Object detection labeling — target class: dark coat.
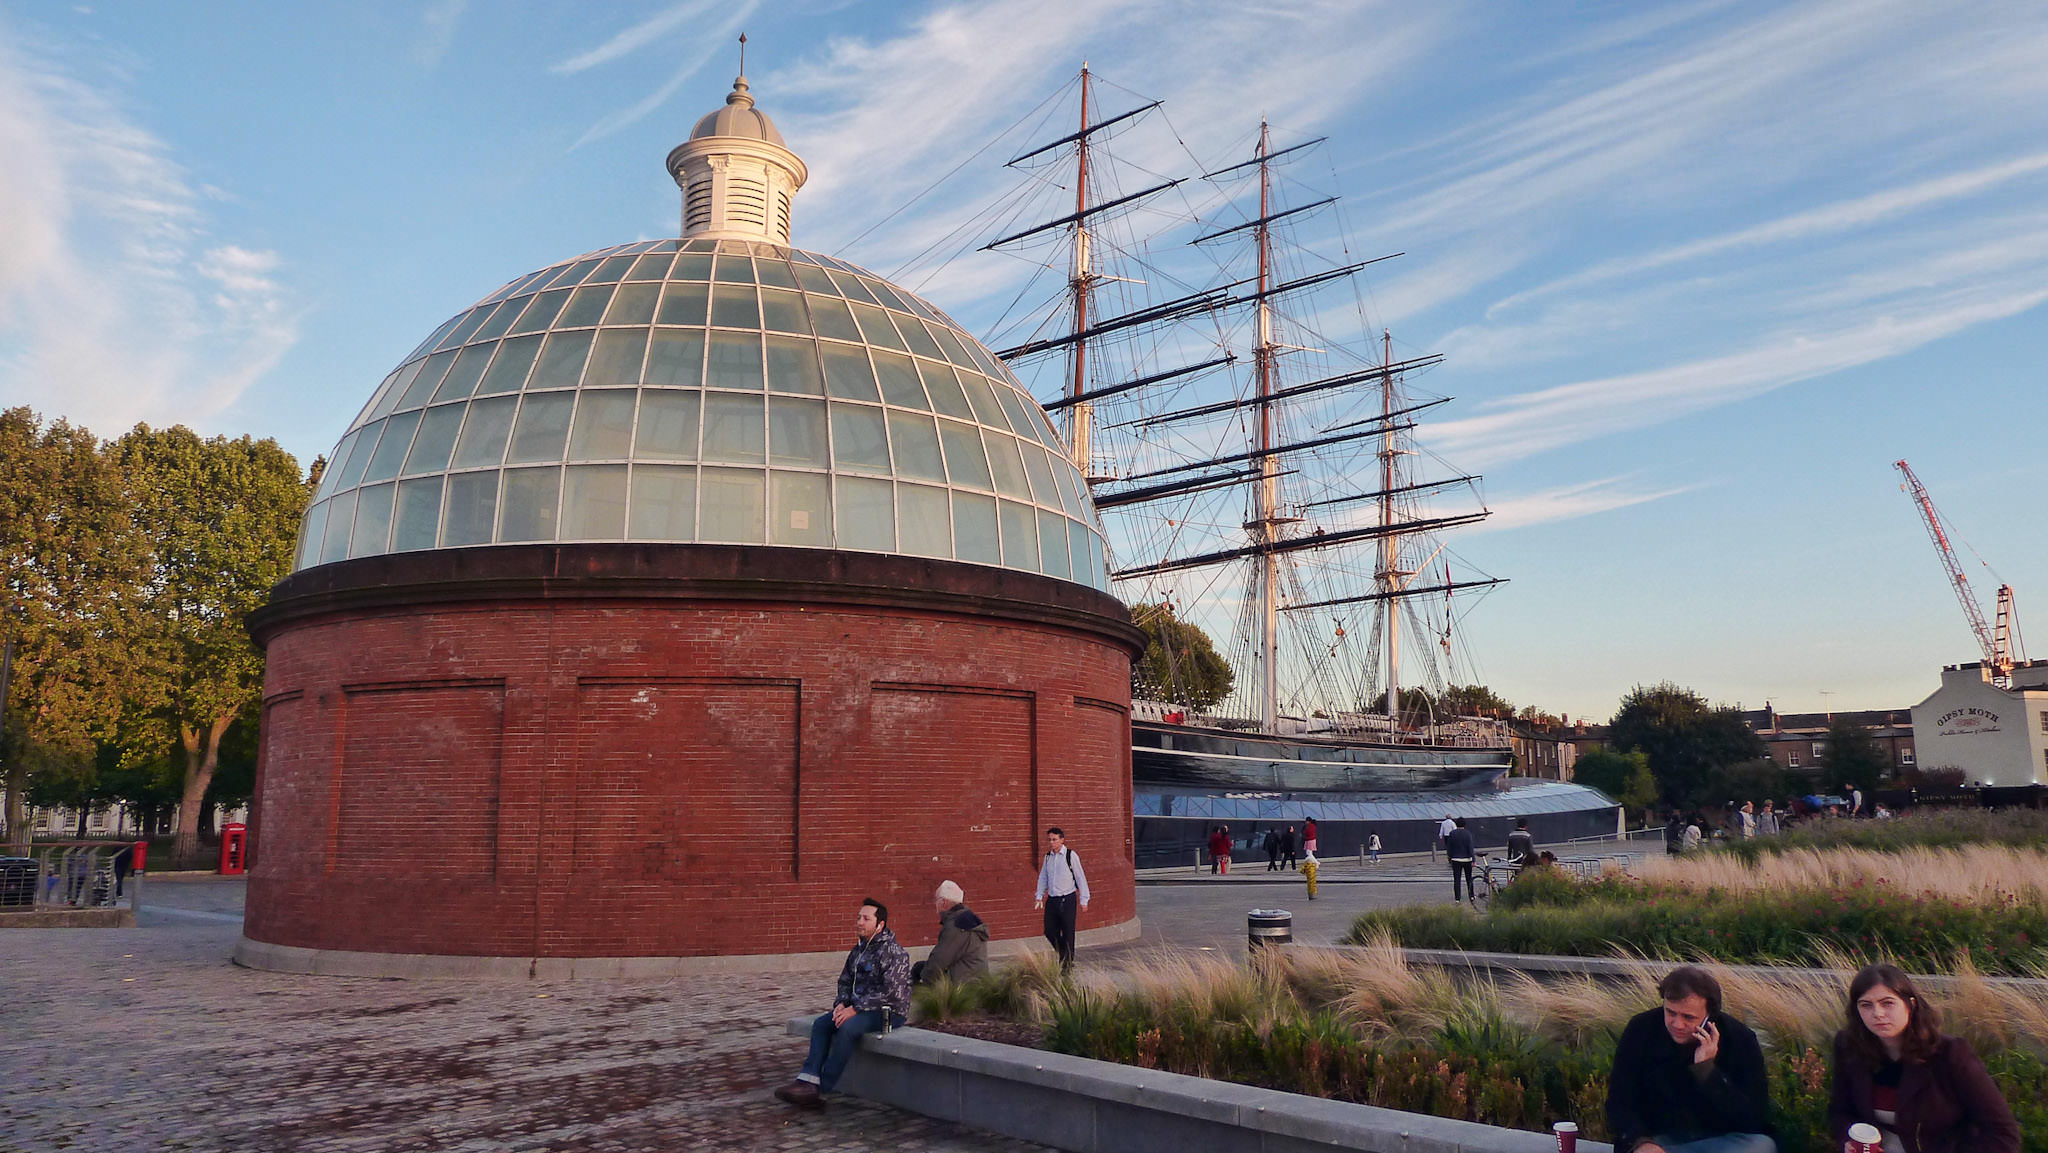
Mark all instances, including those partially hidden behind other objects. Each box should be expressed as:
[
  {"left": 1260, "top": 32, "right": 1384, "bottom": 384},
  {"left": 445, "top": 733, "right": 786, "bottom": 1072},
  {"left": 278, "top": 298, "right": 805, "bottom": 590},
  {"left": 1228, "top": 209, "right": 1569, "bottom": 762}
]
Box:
[
  {"left": 1263, "top": 830, "right": 1281, "bottom": 855},
  {"left": 1506, "top": 829, "right": 1535, "bottom": 863},
  {"left": 1605, "top": 1007, "right": 1772, "bottom": 1151},
  {"left": 1829, "top": 1032, "right": 2019, "bottom": 1153},
  {"left": 834, "top": 927, "right": 911, "bottom": 1017},
  {"left": 1444, "top": 826, "right": 1476, "bottom": 863},
  {"left": 919, "top": 904, "right": 989, "bottom": 985}
]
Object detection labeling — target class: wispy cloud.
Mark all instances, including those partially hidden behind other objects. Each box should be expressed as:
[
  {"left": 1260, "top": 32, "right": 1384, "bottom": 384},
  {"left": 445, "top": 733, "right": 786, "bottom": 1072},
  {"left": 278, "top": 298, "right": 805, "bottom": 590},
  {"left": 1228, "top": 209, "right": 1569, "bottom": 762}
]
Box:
[
  {"left": 550, "top": 0, "right": 724, "bottom": 75},
  {"left": 1488, "top": 150, "right": 2048, "bottom": 317},
  {"left": 560, "top": 0, "right": 757, "bottom": 148},
  {"left": 1431, "top": 280, "right": 2048, "bottom": 467},
  {"left": 414, "top": 0, "right": 467, "bottom": 69},
  {"left": 0, "top": 36, "right": 297, "bottom": 435},
  {"left": 776, "top": 0, "right": 1442, "bottom": 281},
  {"left": 1475, "top": 476, "right": 1696, "bottom": 533}
]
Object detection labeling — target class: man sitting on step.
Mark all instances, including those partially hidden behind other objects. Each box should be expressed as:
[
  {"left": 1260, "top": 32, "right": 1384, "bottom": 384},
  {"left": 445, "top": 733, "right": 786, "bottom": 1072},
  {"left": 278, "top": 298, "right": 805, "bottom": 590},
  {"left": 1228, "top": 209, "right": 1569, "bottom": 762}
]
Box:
[{"left": 774, "top": 897, "right": 912, "bottom": 1110}]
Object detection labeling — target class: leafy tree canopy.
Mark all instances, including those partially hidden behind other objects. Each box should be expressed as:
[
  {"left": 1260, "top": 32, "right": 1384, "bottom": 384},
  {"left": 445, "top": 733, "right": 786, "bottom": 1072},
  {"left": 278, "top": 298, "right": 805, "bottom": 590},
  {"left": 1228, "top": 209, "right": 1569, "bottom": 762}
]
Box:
[
  {"left": 1130, "top": 604, "right": 1234, "bottom": 711},
  {"left": 112, "top": 424, "right": 308, "bottom": 863},
  {"left": 1820, "top": 715, "right": 1890, "bottom": 795},
  {"left": 1609, "top": 682, "right": 1765, "bottom": 807},
  {"left": 0, "top": 408, "right": 144, "bottom": 848},
  {"left": 1440, "top": 684, "right": 1514, "bottom": 718},
  {"left": 1571, "top": 747, "right": 1659, "bottom": 812}
]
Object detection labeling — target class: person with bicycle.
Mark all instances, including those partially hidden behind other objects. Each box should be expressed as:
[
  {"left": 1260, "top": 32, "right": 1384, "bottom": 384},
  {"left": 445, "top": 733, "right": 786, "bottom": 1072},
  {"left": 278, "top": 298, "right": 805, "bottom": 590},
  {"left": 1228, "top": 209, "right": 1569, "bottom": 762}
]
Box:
[{"left": 1506, "top": 818, "right": 1535, "bottom": 866}]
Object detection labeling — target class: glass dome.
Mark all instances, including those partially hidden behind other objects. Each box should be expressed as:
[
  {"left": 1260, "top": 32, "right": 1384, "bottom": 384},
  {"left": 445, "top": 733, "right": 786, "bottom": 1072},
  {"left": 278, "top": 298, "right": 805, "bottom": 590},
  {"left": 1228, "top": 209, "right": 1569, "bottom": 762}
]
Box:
[{"left": 295, "top": 237, "right": 1111, "bottom": 592}]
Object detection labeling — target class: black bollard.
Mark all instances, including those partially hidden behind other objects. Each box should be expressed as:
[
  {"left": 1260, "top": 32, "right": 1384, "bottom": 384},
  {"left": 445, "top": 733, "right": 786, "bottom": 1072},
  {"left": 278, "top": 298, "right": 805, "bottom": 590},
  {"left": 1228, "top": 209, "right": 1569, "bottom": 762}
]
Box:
[{"left": 1247, "top": 908, "right": 1293, "bottom": 950}]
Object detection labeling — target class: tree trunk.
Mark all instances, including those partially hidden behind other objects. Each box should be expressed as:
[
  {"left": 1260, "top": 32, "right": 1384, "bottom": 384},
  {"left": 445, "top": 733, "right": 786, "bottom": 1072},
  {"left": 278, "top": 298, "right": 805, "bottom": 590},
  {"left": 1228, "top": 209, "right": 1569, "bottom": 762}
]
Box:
[
  {"left": 171, "top": 713, "right": 234, "bottom": 868},
  {"left": 3, "top": 765, "right": 27, "bottom": 853}
]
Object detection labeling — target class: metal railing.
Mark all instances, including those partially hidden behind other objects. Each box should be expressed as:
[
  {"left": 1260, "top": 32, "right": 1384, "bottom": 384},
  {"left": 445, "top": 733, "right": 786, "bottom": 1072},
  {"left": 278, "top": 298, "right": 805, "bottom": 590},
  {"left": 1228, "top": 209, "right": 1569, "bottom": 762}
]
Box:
[{"left": 0, "top": 841, "right": 142, "bottom": 916}]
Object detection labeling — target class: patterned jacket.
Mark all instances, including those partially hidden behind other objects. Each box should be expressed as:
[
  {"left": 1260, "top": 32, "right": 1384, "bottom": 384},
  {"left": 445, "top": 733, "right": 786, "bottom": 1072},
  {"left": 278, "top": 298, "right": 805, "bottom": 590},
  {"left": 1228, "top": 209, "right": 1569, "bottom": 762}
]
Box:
[{"left": 835, "top": 926, "right": 912, "bottom": 1017}]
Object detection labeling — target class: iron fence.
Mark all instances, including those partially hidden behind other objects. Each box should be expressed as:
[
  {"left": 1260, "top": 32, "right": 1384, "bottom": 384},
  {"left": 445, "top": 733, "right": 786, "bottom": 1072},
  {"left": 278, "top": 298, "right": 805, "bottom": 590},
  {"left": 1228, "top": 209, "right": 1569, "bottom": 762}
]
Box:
[{"left": 0, "top": 841, "right": 141, "bottom": 916}]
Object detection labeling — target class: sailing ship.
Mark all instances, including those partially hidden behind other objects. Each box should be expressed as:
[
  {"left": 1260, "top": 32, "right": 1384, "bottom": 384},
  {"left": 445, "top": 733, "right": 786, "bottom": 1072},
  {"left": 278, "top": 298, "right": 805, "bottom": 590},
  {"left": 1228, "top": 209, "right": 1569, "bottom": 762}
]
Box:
[{"left": 974, "top": 68, "right": 1515, "bottom": 795}]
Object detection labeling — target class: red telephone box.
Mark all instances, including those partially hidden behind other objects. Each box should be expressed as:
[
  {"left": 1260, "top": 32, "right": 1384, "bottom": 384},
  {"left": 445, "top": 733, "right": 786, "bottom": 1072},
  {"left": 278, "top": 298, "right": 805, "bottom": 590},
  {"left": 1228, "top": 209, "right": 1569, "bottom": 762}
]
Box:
[{"left": 219, "top": 823, "right": 248, "bottom": 876}]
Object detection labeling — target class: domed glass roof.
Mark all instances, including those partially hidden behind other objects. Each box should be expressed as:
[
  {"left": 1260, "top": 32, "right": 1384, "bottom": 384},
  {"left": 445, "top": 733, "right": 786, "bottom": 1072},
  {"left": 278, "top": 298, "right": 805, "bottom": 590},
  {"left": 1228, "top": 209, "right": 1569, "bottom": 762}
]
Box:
[{"left": 295, "top": 237, "right": 1111, "bottom": 592}]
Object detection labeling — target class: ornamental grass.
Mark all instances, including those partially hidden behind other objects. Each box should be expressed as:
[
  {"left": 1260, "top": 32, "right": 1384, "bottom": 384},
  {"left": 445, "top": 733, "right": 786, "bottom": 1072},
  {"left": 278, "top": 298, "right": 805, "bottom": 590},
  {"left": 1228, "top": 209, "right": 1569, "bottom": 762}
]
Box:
[
  {"left": 947, "top": 942, "right": 2048, "bottom": 1152},
  {"left": 1348, "top": 846, "right": 2048, "bottom": 974}
]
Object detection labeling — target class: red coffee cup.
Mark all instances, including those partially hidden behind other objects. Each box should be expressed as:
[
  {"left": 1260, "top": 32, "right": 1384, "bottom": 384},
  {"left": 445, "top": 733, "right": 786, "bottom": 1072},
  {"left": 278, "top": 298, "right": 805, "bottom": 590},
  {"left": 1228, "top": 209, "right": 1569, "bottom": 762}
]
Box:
[
  {"left": 1553, "top": 1120, "right": 1578, "bottom": 1152},
  {"left": 1847, "top": 1122, "right": 1883, "bottom": 1153}
]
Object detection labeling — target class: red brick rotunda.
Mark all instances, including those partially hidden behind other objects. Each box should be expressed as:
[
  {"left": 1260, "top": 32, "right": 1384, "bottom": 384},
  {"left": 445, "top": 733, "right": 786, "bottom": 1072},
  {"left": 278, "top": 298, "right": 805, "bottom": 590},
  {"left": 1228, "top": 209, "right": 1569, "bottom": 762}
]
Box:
[{"left": 235, "top": 74, "right": 1144, "bottom": 978}]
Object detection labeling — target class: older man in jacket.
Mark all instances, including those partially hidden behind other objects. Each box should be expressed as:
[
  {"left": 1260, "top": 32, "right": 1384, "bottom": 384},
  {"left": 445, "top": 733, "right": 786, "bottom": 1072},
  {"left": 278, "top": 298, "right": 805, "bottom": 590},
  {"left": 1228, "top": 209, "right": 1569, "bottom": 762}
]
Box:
[
  {"left": 774, "top": 897, "right": 912, "bottom": 1109},
  {"left": 912, "top": 880, "right": 988, "bottom": 986}
]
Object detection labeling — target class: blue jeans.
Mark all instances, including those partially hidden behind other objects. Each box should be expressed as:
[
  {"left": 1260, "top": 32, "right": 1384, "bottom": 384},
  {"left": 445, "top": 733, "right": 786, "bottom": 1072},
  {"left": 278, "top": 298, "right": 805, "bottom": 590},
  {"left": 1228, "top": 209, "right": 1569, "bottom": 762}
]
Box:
[
  {"left": 1649, "top": 1134, "right": 1777, "bottom": 1153},
  {"left": 797, "top": 1008, "right": 902, "bottom": 1093}
]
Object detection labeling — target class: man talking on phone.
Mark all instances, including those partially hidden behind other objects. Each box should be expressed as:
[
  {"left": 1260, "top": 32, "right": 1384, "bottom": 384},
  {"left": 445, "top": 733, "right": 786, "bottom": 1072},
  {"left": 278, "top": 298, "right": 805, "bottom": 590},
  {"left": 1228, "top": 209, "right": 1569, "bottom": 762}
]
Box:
[{"left": 1605, "top": 966, "right": 1776, "bottom": 1153}]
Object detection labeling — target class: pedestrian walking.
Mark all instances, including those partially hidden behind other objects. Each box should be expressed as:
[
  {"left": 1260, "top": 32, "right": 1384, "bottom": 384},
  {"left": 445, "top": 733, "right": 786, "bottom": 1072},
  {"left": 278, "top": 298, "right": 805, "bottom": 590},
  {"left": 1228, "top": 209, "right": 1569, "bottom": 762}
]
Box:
[
  {"left": 1303, "top": 818, "right": 1318, "bottom": 860},
  {"left": 1207, "top": 826, "right": 1232, "bottom": 875},
  {"left": 1263, "top": 827, "right": 1281, "bottom": 871},
  {"left": 1033, "top": 827, "right": 1090, "bottom": 974},
  {"left": 1280, "top": 825, "right": 1299, "bottom": 871},
  {"left": 1445, "top": 818, "right": 1476, "bottom": 904},
  {"left": 1368, "top": 832, "right": 1381, "bottom": 864}
]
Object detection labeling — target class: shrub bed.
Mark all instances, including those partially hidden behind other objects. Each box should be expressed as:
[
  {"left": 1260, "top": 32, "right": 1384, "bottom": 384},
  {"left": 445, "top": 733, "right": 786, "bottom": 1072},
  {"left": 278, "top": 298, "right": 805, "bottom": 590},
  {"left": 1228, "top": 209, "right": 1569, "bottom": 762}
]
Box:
[
  {"left": 1725, "top": 808, "right": 2048, "bottom": 859},
  {"left": 1351, "top": 861, "right": 2048, "bottom": 974},
  {"left": 921, "top": 946, "right": 2048, "bottom": 1153}
]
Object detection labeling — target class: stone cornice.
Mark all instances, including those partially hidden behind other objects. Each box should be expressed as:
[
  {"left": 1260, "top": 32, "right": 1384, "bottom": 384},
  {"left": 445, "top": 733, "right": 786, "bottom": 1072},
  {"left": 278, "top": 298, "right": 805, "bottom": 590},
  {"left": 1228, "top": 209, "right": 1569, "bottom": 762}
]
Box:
[{"left": 249, "top": 542, "right": 1146, "bottom": 657}]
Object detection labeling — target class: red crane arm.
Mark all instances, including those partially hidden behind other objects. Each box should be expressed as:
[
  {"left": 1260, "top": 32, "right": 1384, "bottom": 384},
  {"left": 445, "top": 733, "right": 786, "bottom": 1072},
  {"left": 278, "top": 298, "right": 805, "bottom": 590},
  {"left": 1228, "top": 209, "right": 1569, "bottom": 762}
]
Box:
[{"left": 1895, "top": 459, "right": 1997, "bottom": 667}]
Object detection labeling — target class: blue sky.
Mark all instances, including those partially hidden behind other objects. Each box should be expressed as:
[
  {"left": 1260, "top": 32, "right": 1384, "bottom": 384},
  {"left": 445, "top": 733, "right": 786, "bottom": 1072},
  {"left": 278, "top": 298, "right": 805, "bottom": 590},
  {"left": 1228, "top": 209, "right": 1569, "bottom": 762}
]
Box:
[{"left": 2, "top": 1, "right": 2043, "bottom": 722}]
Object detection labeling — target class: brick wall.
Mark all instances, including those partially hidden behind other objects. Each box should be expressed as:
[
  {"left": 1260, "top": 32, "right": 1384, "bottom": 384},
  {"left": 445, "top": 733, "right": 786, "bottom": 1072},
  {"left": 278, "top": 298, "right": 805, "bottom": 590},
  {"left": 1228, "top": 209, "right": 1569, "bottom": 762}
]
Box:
[{"left": 245, "top": 570, "right": 1137, "bottom": 961}]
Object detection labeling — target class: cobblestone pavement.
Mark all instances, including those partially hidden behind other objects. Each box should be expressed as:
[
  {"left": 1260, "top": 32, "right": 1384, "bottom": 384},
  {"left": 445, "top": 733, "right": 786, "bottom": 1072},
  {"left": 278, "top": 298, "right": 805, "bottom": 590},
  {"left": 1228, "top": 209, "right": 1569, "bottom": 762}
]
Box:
[
  {"left": 0, "top": 880, "right": 1049, "bottom": 1153},
  {"left": 0, "top": 870, "right": 1455, "bottom": 1152}
]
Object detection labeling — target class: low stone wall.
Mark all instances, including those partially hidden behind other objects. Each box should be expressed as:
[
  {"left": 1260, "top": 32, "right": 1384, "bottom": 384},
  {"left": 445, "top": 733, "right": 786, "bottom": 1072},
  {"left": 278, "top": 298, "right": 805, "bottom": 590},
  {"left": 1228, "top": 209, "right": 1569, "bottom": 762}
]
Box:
[
  {"left": 0, "top": 908, "right": 135, "bottom": 929},
  {"left": 785, "top": 1017, "right": 1607, "bottom": 1153}
]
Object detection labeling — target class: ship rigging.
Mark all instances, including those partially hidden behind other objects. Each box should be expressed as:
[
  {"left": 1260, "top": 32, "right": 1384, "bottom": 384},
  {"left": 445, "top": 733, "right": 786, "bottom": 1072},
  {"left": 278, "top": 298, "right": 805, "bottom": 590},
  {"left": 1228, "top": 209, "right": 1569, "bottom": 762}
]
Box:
[{"left": 923, "top": 67, "right": 1508, "bottom": 747}]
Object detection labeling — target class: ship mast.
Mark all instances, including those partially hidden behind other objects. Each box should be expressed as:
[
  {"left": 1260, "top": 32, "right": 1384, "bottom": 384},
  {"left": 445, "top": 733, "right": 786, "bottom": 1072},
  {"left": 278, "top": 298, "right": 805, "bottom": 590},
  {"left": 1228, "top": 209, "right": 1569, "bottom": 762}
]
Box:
[
  {"left": 1064, "top": 67, "right": 1097, "bottom": 474},
  {"left": 1251, "top": 123, "right": 1281, "bottom": 733},
  {"left": 1376, "top": 330, "right": 1408, "bottom": 735},
  {"left": 985, "top": 83, "right": 1504, "bottom": 733}
]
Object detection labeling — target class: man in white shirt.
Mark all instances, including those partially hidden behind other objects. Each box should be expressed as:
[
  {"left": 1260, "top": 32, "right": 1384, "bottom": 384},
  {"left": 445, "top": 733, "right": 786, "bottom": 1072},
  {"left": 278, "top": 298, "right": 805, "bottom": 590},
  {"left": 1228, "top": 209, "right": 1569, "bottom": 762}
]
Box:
[{"left": 1033, "top": 826, "right": 1090, "bottom": 975}]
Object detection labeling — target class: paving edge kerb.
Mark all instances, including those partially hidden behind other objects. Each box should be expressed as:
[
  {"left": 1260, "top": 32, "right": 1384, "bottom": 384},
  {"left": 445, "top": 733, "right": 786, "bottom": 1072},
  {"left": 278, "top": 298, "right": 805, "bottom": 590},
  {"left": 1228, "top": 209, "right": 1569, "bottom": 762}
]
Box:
[
  {"left": 231, "top": 917, "right": 1141, "bottom": 979},
  {"left": 786, "top": 1017, "right": 1610, "bottom": 1153}
]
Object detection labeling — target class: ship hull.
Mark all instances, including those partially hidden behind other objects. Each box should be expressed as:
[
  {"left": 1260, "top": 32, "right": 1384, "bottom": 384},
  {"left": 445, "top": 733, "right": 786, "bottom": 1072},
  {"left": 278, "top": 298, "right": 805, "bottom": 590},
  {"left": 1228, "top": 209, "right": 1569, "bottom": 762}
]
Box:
[{"left": 1133, "top": 718, "right": 1511, "bottom": 793}]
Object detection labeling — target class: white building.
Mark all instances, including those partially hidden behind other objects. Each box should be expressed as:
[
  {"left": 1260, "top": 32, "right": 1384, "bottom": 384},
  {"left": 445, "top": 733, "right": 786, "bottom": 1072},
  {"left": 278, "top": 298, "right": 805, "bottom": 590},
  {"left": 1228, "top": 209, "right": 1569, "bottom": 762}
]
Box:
[{"left": 1908, "top": 660, "right": 2048, "bottom": 787}]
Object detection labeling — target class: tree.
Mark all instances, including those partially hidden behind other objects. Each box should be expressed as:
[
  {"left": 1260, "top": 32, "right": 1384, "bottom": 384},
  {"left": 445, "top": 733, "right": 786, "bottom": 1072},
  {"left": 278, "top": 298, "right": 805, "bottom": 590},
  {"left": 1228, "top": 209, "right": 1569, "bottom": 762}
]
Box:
[
  {"left": 0, "top": 408, "right": 142, "bottom": 850},
  {"left": 113, "top": 426, "right": 307, "bottom": 865},
  {"left": 1819, "top": 715, "right": 1889, "bottom": 796},
  {"left": 1608, "top": 682, "right": 1765, "bottom": 807},
  {"left": 1130, "top": 604, "right": 1234, "bottom": 710},
  {"left": 1703, "top": 757, "right": 1790, "bottom": 810},
  {"left": 1440, "top": 684, "right": 1514, "bottom": 718},
  {"left": 1571, "top": 747, "right": 1659, "bottom": 813}
]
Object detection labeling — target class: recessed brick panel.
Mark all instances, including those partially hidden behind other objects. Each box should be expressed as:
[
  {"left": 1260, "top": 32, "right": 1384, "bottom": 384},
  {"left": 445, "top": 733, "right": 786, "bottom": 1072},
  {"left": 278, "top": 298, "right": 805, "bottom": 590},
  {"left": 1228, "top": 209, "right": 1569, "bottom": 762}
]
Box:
[
  {"left": 861, "top": 685, "right": 1036, "bottom": 881},
  {"left": 572, "top": 678, "right": 798, "bottom": 880},
  {"left": 334, "top": 682, "right": 504, "bottom": 877}
]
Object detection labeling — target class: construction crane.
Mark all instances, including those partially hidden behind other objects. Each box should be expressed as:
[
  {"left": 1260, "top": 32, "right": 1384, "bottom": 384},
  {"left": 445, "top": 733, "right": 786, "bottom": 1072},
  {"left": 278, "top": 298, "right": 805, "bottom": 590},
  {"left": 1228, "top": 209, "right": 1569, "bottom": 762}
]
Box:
[{"left": 1895, "top": 459, "right": 2021, "bottom": 687}]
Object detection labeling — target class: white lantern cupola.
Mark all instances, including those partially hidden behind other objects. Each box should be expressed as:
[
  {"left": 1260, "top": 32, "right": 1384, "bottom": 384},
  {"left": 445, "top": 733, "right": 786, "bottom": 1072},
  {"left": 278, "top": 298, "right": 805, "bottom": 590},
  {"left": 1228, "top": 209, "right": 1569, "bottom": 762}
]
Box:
[{"left": 666, "top": 72, "right": 807, "bottom": 244}]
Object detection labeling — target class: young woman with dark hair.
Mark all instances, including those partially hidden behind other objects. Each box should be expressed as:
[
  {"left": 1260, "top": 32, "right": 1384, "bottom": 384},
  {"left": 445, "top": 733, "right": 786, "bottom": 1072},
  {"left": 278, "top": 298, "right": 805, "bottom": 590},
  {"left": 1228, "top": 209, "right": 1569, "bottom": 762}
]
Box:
[{"left": 1829, "top": 963, "right": 2018, "bottom": 1153}]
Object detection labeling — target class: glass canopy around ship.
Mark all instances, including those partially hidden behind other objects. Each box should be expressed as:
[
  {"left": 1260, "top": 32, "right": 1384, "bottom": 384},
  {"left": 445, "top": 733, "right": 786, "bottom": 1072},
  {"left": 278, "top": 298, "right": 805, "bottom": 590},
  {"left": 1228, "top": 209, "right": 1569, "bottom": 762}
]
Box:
[{"left": 294, "top": 237, "right": 1112, "bottom": 592}]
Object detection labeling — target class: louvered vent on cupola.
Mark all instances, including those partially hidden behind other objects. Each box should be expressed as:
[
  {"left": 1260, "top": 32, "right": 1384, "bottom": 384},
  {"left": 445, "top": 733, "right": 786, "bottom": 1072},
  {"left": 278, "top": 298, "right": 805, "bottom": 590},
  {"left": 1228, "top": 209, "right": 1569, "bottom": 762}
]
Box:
[{"left": 685, "top": 178, "right": 714, "bottom": 230}]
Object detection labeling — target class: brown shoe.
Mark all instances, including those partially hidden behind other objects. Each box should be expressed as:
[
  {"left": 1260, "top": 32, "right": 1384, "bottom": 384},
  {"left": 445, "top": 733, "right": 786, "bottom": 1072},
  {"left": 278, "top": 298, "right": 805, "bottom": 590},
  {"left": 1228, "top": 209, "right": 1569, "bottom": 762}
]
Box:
[{"left": 774, "top": 1081, "right": 822, "bottom": 1109}]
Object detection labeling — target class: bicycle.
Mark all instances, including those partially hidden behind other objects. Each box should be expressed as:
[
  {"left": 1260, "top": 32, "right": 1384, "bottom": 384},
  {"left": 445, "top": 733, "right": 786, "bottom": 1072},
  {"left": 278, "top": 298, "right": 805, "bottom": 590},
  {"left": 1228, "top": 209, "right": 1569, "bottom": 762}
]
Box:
[{"left": 1469, "top": 852, "right": 1522, "bottom": 910}]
